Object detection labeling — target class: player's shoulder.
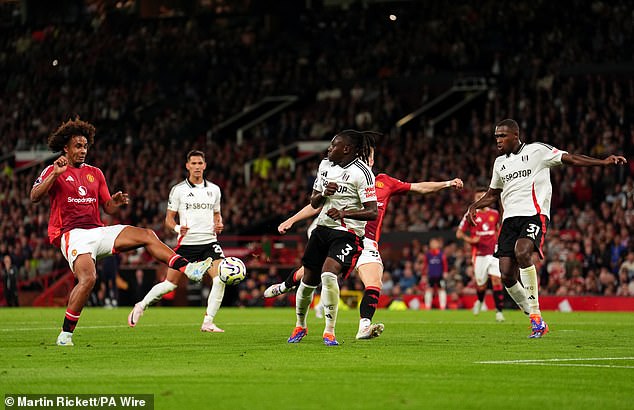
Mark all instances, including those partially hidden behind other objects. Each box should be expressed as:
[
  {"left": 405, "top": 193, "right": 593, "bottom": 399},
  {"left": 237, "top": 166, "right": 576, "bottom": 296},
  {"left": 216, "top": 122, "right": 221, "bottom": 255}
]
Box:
[
  {"left": 526, "top": 141, "right": 556, "bottom": 152},
  {"left": 347, "top": 158, "right": 374, "bottom": 184},
  {"left": 205, "top": 180, "right": 221, "bottom": 192},
  {"left": 80, "top": 163, "right": 102, "bottom": 173},
  {"left": 170, "top": 180, "right": 189, "bottom": 193}
]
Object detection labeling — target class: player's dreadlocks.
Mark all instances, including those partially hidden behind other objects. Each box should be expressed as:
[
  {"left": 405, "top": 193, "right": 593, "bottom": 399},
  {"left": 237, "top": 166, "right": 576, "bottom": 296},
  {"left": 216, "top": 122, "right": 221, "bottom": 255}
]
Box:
[
  {"left": 339, "top": 129, "right": 378, "bottom": 164},
  {"left": 48, "top": 117, "right": 96, "bottom": 152}
]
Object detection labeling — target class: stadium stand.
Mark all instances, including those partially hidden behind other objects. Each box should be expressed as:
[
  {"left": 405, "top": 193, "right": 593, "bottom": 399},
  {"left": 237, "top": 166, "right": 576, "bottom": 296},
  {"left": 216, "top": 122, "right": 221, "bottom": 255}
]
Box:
[{"left": 0, "top": 0, "right": 632, "bottom": 306}]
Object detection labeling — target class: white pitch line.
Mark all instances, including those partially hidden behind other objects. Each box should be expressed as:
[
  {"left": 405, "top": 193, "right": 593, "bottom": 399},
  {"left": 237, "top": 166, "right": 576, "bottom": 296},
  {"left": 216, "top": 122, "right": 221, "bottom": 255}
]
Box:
[
  {"left": 476, "top": 357, "right": 634, "bottom": 369},
  {"left": 477, "top": 357, "right": 634, "bottom": 363},
  {"left": 511, "top": 363, "right": 634, "bottom": 369}
]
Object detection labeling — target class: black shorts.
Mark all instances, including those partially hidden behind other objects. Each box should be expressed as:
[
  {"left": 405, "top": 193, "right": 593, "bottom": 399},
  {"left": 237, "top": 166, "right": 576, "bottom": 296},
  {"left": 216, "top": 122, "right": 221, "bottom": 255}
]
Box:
[
  {"left": 174, "top": 242, "right": 225, "bottom": 262},
  {"left": 494, "top": 214, "right": 548, "bottom": 259},
  {"left": 427, "top": 276, "right": 445, "bottom": 289},
  {"left": 302, "top": 225, "right": 363, "bottom": 278}
]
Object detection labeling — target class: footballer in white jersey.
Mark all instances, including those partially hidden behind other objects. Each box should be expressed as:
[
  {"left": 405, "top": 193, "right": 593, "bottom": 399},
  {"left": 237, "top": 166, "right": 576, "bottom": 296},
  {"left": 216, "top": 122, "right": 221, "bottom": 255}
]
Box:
[
  {"left": 490, "top": 142, "right": 566, "bottom": 221},
  {"left": 467, "top": 118, "right": 627, "bottom": 339},
  {"left": 167, "top": 178, "right": 222, "bottom": 246},
  {"left": 129, "top": 150, "right": 229, "bottom": 334},
  {"left": 289, "top": 130, "right": 378, "bottom": 346},
  {"left": 312, "top": 157, "right": 376, "bottom": 238}
]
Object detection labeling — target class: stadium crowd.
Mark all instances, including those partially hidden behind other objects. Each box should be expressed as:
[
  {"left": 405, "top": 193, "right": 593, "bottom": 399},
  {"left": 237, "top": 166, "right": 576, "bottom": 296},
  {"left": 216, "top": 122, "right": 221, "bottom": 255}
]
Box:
[{"left": 1, "top": 1, "right": 633, "bottom": 306}]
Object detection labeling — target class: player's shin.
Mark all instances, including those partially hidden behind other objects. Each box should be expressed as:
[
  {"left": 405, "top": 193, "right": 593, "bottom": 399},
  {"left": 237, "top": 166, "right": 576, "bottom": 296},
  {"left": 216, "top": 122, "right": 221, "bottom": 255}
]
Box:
[
  {"left": 285, "top": 268, "right": 302, "bottom": 290},
  {"left": 140, "top": 280, "right": 177, "bottom": 309},
  {"left": 520, "top": 265, "right": 540, "bottom": 315},
  {"left": 492, "top": 283, "right": 504, "bottom": 312},
  {"left": 359, "top": 287, "right": 380, "bottom": 328},
  {"left": 505, "top": 281, "right": 530, "bottom": 314},
  {"left": 438, "top": 289, "right": 447, "bottom": 310},
  {"left": 424, "top": 289, "right": 433, "bottom": 309},
  {"left": 320, "top": 272, "right": 339, "bottom": 335},
  {"left": 295, "top": 281, "right": 316, "bottom": 328},
  {"left": 204, "top": 276, "right": 225, "bottom": 323}
]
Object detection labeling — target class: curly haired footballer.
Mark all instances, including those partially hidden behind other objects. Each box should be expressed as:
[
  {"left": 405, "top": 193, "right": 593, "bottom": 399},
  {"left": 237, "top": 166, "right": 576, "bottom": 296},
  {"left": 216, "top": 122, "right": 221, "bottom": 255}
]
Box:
[{"left": 48, "top": 117, "right": 96, "bottom": 152}]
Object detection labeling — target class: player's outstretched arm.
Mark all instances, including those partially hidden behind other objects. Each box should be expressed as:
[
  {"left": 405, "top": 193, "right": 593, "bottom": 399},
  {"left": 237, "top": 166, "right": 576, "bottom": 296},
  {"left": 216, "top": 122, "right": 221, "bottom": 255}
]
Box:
[
  {"left": 410, "top": 178, "right": 463, "bottom": 195},
  {"left": 278, "top": 204, "right": 321, "bottom": 234},
  {"left": 466, "top": 188, "right": 501, "bottom": 225},
  {"left": 561, "top": 153, "right": 627, "bottom": 167}
]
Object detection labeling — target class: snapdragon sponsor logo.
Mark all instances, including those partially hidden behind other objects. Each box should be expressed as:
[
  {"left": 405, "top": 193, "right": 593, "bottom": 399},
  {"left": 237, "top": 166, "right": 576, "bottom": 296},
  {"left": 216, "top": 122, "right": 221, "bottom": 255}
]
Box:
[
  {"left": 68, "top": 197, "right": 97, "bottom": 204},
  {"left": 67, "top": 185, "right": 96, "bottom": 204}
]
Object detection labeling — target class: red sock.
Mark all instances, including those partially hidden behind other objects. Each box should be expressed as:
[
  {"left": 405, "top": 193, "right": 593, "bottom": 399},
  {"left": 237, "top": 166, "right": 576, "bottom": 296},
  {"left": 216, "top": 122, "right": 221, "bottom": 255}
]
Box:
[{"left": 62, "top": 309, "right": 81, "bottom": 333}]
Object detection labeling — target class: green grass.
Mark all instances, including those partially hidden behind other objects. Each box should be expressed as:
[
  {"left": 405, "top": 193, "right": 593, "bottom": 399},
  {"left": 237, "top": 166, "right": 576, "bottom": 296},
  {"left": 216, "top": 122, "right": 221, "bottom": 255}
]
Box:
[{"left": 1, "top": 307, "right": 633, "bottom": 410}]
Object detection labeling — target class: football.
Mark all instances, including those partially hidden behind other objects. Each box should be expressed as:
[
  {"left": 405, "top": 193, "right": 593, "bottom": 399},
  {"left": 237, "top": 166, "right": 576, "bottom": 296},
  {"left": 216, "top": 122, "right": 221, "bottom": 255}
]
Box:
[{"left": 218, "top": 257, "right": 247, "bottom": 285}]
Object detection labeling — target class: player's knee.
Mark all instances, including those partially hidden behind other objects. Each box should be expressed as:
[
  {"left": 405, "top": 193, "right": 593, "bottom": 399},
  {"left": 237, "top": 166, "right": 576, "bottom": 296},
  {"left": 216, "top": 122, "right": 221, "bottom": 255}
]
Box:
[{"left": 77, "top": 271, "right": 97, "bottom": 288}]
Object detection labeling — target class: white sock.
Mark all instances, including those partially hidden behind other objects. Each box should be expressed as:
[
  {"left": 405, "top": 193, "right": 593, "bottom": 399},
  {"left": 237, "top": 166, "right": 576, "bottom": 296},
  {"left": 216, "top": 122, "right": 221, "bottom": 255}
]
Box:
[
  {"left": 438, "top": 289, "right": 447, "bottom": 310},
  {"left": 359, "top": 318, "right": 371, "bottom": 330},
  {"left": 424, "top": 289, "right": 433, "bottom": 309},
  {"left": 320, "top": 272, "right": 339, "bottom": 335},
  {"left": 204, "top": 276, "right": 225, "bottom": 323},
  {"left": 505, "top": 281, "right": 530, "bottom": 314},
  {"left": 140, "top": 280, "right": 177, "bottom": 309},
  {"left": 296, "top": 281, "right": 316, "bottom": 328},
  {"left": 520, "top": 265, "right": 541, "bottom": 315}
]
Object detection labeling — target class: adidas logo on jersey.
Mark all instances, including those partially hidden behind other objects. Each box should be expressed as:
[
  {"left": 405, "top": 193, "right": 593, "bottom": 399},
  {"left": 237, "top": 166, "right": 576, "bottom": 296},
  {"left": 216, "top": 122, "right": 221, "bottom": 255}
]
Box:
[
  {"left": 188, "top": 192, "right": 195, "bottom": 197},
  {"left": 65, "top": 176, "right": 75, "bottom": 182}
]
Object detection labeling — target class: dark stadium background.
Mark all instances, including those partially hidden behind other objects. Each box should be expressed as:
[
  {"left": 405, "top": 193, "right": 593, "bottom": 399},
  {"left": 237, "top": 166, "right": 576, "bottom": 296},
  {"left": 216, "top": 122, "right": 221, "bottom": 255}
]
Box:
[{"left": 1, "top": 0, "right": 633, "bottom": 310}]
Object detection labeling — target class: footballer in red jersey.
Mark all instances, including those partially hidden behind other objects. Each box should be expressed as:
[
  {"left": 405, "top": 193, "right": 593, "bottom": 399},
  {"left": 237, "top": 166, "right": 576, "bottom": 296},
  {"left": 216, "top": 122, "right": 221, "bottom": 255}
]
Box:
[
  {"left": 457, "top": 188, "right": 505, "bottom": 321},
  {"left": 266, "top": 141, "right": 463, "bottom": 340},
  {"left": 31, "top": 118, "right": 212, "bottom": 347}
]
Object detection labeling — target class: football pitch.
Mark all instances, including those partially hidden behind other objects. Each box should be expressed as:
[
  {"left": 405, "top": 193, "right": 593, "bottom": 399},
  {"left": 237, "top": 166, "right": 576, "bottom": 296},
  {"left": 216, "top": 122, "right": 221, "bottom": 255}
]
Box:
[{"left": 1, "top": 308, "right": 633, "bottom": 410}]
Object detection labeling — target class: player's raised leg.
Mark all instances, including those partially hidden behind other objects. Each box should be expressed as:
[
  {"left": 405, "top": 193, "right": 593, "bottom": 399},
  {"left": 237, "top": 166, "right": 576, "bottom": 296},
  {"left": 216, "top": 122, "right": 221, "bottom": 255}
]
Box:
[{"left": 264, "top": 267, "right": 304, "bottom": 298}]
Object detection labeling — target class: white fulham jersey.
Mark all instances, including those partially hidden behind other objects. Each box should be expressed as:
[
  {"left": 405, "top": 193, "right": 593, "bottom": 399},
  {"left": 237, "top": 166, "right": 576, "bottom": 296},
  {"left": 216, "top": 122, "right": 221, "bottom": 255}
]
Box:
[
  {"left": 313, "top": 157, "right": 376, "bottom": 237},
  {"left": 167, "top": 179, "right": 222, "bottom": 245},
  {"left": 490, "top": 142, "right": 567, "bottom": 221}
]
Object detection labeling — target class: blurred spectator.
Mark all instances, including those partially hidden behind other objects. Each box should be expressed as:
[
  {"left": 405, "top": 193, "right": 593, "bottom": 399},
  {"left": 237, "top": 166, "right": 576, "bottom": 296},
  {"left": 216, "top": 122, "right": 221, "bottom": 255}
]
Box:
[{"left": 2, "top": 255, "right": 19, "bottom": 306}]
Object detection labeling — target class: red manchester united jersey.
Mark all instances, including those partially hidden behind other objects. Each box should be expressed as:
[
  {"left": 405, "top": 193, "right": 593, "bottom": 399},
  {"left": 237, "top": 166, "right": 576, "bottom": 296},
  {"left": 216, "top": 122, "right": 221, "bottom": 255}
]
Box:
[
  {"left": 364, "top": 173, "right": 411, "bottom": 242},
  {"left": 458, "top": 208, "right": 499, "bottom": 256},
  {"left": 33, "top": 163, "right": 112, "bottom": 247}
]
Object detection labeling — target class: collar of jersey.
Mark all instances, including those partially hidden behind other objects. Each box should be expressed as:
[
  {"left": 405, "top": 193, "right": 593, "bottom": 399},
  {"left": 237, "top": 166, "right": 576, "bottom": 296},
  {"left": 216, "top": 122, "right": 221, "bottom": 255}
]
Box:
[
  {"left": 506, "top": 142, "right": 526, "bottom": 157},
  {"left": 186, "top": 178, "right": 207, "bottom": 188}
]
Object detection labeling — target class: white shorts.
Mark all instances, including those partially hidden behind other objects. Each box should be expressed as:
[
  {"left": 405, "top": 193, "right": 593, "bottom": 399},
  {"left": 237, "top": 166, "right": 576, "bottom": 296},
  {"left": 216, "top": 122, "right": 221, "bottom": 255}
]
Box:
[
  {"left": 474, "top": 254, "right": 501, "bottom": 286},
  {"left": 356, "top": 238, "right": 383, "bottom": 268},
  {"left": 60, "top": 225, "right": 128, "bottom": 272}
]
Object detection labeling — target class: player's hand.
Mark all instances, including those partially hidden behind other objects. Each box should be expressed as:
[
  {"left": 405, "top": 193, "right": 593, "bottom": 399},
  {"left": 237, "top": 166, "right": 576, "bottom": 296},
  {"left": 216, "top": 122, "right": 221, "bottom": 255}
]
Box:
[
  {"left": 111, "top": 191, "right": 129, "bottom": 207},
  {"left": 604, "top": 155, "right": 627, "bottom": 165},
  {"left": 449, "top": 178, "right": 464, "bottom": 190},
  {"left": 326, "top": 208, "right": 346, "bottom": 220},
  {"left": 324, "top": 182, "right": 338, "bottom": 196},
  {"left": 53, "top": 155, "right": 68, "bottom": 175},
  {"left": 214, "top": 221, "right": 224, "bottom": 234},
  {"left": 179, "top": 225, "right": 189, "bottom": 236},
  {"left": 278, "top": 219, "right": 294, "bottom": 234}
]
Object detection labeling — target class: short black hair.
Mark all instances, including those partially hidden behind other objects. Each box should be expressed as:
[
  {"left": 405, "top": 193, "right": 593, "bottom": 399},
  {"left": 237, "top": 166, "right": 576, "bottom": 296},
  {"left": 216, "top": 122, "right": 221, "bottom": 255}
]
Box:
[
  {"left": 187, "top": 150, "right": 206, "bottom": 161},
  {"left": 495, "top": 119, "right": 520, "bottom": 135}
]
